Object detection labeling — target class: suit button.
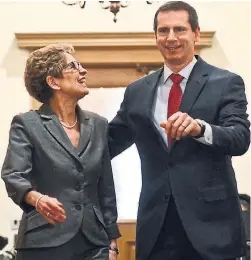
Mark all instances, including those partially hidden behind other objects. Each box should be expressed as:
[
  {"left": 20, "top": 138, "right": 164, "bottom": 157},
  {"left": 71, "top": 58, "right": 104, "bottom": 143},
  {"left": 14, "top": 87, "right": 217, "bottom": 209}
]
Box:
[
  {"left": 75, "top": 204, "right": 81, "bottom": 211},
  {"left": 75, "top": 184, "right": 81, "bottom": 191}
]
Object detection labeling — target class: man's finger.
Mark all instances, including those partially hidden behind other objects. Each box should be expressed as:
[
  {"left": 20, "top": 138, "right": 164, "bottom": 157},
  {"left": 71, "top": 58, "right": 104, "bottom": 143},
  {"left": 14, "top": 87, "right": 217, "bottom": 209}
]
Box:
[
  {"left": 170, "top": 113, "right": 188, "bottom": 139},
  {"left": 182, "top": 121, "right": 197, "bottom": 137},
  {"left": 168, "top": 111, "right": 182, "bottom": 121},
  {"left": 176, "top": 117, "right": 192, "bottom": 140},
  {"left": 160, "top": 112, "right": 182, "bottom": 129},
  {"left": 160, "top": 122, "right": 167, "bottom": 128},
  {"left": 165, "top": 112, "right": 182, "bottom": 134}
]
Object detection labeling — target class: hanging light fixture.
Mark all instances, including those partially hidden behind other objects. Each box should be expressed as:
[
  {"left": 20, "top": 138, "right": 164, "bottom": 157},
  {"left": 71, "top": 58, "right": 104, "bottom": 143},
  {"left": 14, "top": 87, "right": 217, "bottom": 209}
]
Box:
[{"left": 63, "top": 1, "right": 154, "bottom": 23}]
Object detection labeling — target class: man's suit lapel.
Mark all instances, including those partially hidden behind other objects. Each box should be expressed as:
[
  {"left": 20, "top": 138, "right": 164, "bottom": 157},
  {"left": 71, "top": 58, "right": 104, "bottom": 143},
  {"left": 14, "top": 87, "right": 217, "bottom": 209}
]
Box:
[
  {"left": 145, "top": 68, "right": 169, "bottom": 153},
  {"left": 145, "top": 67, "right": 164, "bottom": 112},
  {"left": 179, "top": 57, "right": 209, "bottom": 113},
  {"left": 170, "top": 57, "right": 210, "bottom": 151}
]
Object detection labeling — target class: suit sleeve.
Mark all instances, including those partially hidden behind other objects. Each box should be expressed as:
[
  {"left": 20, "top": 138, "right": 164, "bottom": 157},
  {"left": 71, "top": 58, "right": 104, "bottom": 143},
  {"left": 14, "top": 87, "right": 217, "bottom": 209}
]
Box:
[
  {"left": 108, "top": 87, "right": 135, "bottom": 158},
  {"left": 1, "top": 115, "right": 34, "bottom": 213},
  {"left": 98, "top": 122, "right": 121, "bottom": 240},
  {"left": 210, "top": 74, "right": 250, "bottom": 155}
]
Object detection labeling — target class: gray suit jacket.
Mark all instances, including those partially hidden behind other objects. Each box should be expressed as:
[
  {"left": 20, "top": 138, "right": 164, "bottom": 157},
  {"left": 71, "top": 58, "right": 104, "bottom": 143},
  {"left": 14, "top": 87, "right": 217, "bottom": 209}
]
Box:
[{"left": 1, "top": 104, "right": 120, "bottom": 249}]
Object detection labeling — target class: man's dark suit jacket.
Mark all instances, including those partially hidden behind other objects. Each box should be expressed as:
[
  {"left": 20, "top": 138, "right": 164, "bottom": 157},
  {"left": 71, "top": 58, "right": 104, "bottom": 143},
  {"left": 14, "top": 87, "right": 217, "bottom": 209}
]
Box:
[
  {"left": 109, "top": 57, "right": 250, "bottom": 260},
  {"left": 1, "top": 104, "right": 120, "bottom": 249}
]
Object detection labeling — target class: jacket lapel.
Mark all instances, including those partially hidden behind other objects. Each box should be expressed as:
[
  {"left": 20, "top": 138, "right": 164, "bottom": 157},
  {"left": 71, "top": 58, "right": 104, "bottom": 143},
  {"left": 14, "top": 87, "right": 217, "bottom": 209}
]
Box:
[
  {"left": 37, "top": 104, "right": 83, "bottom": 163},
  {"left": 76, "top": 106, "right": 92, "bottom": 156},
  {"left": 179, "top": 57, "right": 209, "bottom": 113},
  {"left": 145, "top": 67, "right": 164, "bottom": 110},
  {"left": 170, "top": 57, "right": 210, "bottom": 151},
  {"left": 145, "top": 68, "right": 169, "bottom": 153}
]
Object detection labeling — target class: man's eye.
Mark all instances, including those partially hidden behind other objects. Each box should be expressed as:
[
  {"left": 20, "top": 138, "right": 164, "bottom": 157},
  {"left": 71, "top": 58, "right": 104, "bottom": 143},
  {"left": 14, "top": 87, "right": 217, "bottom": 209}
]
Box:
[
  {"left": 176, "top": 27, "right": 186, "bottom": 32},
  {"left": 158, "top": 28, "right": 169, "bottom": 33}
]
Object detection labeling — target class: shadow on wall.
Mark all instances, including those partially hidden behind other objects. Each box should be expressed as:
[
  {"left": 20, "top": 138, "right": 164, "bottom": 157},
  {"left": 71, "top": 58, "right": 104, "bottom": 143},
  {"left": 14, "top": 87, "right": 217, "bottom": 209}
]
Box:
[
  {"left": 200, "top": 34, "right": 230, "bottom": 71},
  {"left": 1, "top": 39, "right": 29, "bottom": 78}
]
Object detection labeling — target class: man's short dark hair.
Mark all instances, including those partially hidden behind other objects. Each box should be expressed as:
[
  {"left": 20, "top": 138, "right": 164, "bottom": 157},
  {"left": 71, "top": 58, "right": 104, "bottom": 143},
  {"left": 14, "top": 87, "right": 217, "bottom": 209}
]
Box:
[{"left": 153, "top": 1, "right": 199, "bottom": 33}]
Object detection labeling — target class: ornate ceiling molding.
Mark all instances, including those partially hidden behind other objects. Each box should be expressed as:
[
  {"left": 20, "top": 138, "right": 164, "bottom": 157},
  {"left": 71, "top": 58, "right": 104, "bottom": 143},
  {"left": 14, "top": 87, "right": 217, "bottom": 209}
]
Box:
[
  {"left": 15, "top": 32, "right": 215, "bottom": 67},
  {"left": 16, "top": 32, "right": 215, "bottom": 49}
]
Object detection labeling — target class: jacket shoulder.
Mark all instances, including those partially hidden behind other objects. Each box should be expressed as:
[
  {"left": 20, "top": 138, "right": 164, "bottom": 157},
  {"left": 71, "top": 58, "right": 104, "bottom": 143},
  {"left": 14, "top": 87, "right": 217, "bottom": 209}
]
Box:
[
  {"left": 82, "top": 110, "right": 108, "bottom": 125},
  {"left": 201, "top": 59, "right": 242, "bottom": 81},
  {"left": 127, "top": 67, "right": 163, "bottom": 89},
  {"left": 12, "top": 110, "right": 39, "bottom": 124}
]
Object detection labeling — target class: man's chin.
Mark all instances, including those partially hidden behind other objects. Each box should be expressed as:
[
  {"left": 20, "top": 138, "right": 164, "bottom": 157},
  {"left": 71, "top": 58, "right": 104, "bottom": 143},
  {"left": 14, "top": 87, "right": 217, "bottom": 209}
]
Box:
[{"left": 165, "top": 56, "right": 184, "bottom": 66}]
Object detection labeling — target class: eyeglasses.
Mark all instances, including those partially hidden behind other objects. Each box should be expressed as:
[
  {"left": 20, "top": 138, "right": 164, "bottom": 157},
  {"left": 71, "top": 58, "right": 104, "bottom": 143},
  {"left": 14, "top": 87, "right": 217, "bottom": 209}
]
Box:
[{"left": 62, "top": 61, "right": 84, "bottom": 72}]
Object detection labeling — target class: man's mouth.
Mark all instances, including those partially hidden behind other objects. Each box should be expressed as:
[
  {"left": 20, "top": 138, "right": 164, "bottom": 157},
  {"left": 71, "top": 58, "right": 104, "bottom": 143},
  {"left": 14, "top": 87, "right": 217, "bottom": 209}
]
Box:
[{"left": 166, "top": 45, "right": 182, "bottom": 50}]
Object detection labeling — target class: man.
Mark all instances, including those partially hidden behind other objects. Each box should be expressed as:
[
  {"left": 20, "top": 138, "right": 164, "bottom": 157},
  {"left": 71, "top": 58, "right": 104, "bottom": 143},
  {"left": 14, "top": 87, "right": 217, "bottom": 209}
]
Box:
[{"left": 109, "top": 1, "right": 250, "bottom": 260}]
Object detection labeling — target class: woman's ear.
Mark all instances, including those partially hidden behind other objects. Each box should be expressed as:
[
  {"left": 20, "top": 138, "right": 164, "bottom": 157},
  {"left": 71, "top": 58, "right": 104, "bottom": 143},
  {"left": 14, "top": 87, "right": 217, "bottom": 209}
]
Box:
[{"left": 46, "top": 76, "right": 60, "bottom": 90}]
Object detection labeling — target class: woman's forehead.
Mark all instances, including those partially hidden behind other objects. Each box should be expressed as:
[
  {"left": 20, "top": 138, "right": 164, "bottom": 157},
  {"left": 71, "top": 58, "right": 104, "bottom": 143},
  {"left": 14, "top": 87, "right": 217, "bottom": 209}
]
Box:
[{"left": 64, "top": 53, "right": 76, "bottom": 63}]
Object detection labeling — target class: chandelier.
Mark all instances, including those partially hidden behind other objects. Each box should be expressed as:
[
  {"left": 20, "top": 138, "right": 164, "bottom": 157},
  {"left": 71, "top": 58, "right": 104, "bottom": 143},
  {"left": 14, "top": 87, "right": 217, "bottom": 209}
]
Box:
[{"left": 63, "top": 1, "right": 154, "bottom": 23}]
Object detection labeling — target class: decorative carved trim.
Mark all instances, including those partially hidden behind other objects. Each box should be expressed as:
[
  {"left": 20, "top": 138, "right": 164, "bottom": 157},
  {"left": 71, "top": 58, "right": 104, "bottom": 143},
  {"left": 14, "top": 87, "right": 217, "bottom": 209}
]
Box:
[
  {"left": 15, "top": 32, "right": 215, "bottom": 48},
  {"left": 15, "top": 32, "right": 215, "bottom": 67}
]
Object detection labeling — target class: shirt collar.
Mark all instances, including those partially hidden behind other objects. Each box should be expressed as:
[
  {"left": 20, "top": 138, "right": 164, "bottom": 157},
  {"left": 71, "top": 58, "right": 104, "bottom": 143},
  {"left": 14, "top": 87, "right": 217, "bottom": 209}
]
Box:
[{"left": 163, "top": 56, "right": 197, "bottom": 83}]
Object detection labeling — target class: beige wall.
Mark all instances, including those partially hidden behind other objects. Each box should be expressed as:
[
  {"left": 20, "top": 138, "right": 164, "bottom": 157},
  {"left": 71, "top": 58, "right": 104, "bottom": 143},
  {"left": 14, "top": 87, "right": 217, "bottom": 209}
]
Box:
[{"left": 0, "top": 1, "right": 250, "bottom": 243}]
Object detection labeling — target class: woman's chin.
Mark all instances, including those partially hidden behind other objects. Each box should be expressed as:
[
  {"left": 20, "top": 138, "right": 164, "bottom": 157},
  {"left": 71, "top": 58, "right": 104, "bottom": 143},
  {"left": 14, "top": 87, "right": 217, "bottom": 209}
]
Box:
[
  {"left": 83, "top": 87, "right": 89, "bottom": 95},
  {"left": 77, "top": 88, "right": 89, "bottom": 100}
]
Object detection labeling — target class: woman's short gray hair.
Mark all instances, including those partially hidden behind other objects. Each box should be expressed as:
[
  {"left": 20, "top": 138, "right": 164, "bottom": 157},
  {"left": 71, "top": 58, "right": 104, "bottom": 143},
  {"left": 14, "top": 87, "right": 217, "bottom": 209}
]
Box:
[{"left": 24, "top": 43, "right": 74, "bottom": 103}]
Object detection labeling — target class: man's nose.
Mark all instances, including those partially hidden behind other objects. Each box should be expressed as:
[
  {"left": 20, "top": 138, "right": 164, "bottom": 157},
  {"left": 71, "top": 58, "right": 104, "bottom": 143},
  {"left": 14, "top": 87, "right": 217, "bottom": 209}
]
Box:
[{"left": 167, "top": 29, "right": 177, "bottom": 41}]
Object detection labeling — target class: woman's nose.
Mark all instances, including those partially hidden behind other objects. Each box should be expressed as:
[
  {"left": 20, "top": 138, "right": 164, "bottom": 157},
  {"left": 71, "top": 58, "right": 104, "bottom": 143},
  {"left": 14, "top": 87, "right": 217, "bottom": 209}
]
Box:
[{"left": 79, "top": 64, "right": 87, "bottom": 75}]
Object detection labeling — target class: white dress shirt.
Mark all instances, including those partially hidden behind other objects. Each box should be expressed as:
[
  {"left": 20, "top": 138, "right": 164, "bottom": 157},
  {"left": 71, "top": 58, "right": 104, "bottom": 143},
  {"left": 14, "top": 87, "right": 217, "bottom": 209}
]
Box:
[{"left": 152, "top": 57, "right": 213, "bottom": 147}]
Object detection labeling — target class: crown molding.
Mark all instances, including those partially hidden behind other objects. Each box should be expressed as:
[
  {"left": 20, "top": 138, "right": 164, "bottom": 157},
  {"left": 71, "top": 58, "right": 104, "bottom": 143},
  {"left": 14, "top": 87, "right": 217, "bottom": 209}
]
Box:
[
  {"left": 16, "top": 32, "right": 215, "bottom": 48},
  {"left": 15, "top": 32, "right": 215, "bottom": 67}
]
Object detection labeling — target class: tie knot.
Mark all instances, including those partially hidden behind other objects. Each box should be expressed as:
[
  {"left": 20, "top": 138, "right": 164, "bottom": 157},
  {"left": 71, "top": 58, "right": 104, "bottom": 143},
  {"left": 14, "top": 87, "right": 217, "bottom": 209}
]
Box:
[{"left": 169, "top": 73, "right": 183, "bottom": 84}]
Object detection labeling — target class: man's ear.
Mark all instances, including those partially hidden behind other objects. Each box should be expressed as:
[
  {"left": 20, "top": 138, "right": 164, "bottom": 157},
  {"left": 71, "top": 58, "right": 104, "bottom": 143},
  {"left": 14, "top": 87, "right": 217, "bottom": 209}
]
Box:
[
  {"left": 194, "top": 26, "right": 200, "bottom": 43},
  {"left": 46, "top": 76, "right": 60, "bottom": 90}
]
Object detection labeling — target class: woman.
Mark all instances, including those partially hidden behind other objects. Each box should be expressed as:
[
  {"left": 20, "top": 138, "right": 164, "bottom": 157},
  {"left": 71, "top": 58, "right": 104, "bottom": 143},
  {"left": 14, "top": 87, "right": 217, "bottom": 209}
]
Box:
[{"left": 1, "top": 44, "right": 120, "bottom": 260}]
